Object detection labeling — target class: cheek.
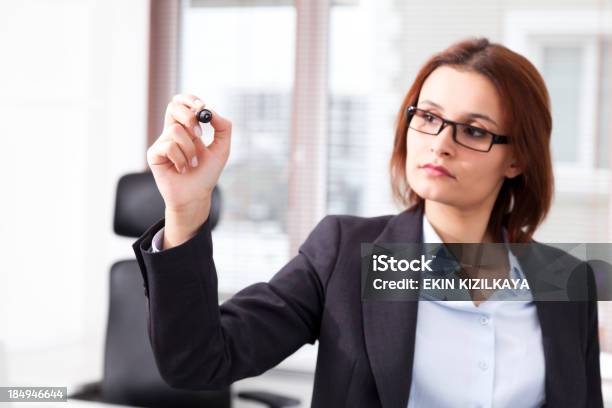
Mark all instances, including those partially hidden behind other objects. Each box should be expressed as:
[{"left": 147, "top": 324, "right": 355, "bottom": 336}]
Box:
[
  {"left": 405, "top": 132, "right": 425, "bottom": 167},
  {"left": 457, "top": 155, "right": 508, "bottom": 197},
  {"left": 456, "top": 153, "right": 506, "bottom": 179}
]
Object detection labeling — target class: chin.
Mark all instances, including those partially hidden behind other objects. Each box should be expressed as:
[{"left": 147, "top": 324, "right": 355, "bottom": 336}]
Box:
[
  {"left": 421, "top": 194, "right": 457, "bottom": 207},
  {"left": 411, "top": 182, "right": 456, "bottom": 206}
]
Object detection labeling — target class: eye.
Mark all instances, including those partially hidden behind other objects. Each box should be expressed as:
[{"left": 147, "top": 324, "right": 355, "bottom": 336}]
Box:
[
  {"left": 463, "top": 125, "right": 487, "bottom": 138},
  {"left": 423, "top": 112, "right": 437, "bottom": 123}
]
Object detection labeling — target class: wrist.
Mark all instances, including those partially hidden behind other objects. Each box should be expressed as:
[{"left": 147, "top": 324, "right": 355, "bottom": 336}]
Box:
[{"left": 163, "top": 198, "right": 211, "bottom": 248}]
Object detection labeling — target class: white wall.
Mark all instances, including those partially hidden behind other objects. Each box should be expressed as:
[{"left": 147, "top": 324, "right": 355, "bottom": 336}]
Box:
[{"left": 0, "top": 0, "right": 149, "bottom": 385}]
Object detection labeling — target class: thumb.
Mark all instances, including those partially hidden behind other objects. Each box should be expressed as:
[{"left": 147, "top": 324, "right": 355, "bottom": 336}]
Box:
[
  {"left": 194, "top": 135, "right": 207, "bottom": 154},
  {"left": 206, "top": 108, "right": 232, "bottom": 155}
]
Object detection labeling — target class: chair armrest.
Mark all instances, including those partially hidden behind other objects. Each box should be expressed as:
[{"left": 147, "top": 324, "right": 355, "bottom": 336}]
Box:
[
  {"left": 237, "top": 390, "right": 300, "bottom": 408},
  {"left": 68, "top": 381, "right": 103, "bottom": 401}
]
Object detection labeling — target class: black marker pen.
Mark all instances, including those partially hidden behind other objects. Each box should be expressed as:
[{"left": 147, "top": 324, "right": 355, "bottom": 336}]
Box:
[{"left": 196, "top": 108, "right": 213, "bottom": 123}]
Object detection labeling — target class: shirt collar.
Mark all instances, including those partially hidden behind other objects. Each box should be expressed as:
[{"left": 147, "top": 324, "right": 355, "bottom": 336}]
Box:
[{"left": 421, "top": 214, "right": 527, "bottom": 282}]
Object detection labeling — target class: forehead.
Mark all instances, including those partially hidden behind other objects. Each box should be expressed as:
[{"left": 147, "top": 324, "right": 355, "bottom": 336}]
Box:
[{"left": 418, "top": 65, "right": 503, "bottom": 124}]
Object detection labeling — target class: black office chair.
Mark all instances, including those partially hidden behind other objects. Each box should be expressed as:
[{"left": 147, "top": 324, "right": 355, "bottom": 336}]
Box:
[{"left": 70, "top": 171, "right": 300, "bottom": 408}]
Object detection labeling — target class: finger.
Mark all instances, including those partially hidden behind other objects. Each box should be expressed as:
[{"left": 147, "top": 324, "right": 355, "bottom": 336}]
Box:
[
  {"left": 148, "top": 139, "right": 189, "bottom": 174},
  {"left": 166, "top": 141, "right": 190, "bottom": 173},
  {"left": 170, "top": 124, "right": 199, "bottom": 168},
  {"left": 172, "top": 93, "right": 205, "bottom": 112},
  {"left": 159, "top": 123, "right": 197, "bottom": 168},
  {"left": 164, "top": 101, "right": 202, "bottom": 140},
  {"left": 164, "top": 94, "right": 205, "bottom": 128},
  {"left": 192, "top": 134, "right": 206, "bottom": 152},
  {"left": 205, "top": 108, "right": 232, "bottom": 156}
]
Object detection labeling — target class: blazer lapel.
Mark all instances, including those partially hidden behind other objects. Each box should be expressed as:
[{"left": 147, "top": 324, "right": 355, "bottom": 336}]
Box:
[
  {"left": 362, "top": 203, "right": 424, "bottom": 408},
  {"left": 514, "top": 243, "right": 580, "bottom": 407}
]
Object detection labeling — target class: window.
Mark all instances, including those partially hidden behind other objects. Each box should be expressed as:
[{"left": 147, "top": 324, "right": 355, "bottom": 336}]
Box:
[
  {"left": 505, "top": 11, "right": 612, "bottom": 195},
  {"left": 179, "top": 3, "right": 295, "bottom": 291},
  {"left": 598, "top": 42, "right": 611, "bottom": 169},
  {"left": 541, "top": 46, "right": 583, "bottom": 164}
]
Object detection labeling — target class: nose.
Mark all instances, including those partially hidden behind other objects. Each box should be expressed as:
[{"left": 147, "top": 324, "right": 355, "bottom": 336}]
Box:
[{"left": 430, "top": 123, "right": 456, "bottom": 157}]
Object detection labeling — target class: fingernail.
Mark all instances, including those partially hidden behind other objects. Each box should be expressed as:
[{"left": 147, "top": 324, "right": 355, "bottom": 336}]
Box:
[
  {"left": 194, "top": 99, "right": 203, "bottom": 107},
  {"left": 193, "top": 125, "right": 202, "bottom": 137},
  {"left": 191, "top": 156, "right": 198, "bottom": 167}
]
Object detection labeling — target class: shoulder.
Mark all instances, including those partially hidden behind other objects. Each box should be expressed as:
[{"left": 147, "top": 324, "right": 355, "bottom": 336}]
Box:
[
  {"left": 516, "top": 239, "right": 585, "bottom": 270},
  {"left": 527, "top": 240, "right": 592, "bottom": 275},
  {"left": 304, "top": 203, "right": 424, "bottom": 250},
  {"left": 298, "top": 213, "right": 396, "bottom": 267},
  {"left": 520, "top": 240, "right": 598, "bottom": 303},
  {"left": 296, "top": 213, "right": 398, "bottom": 293},
  {"left": 306, "top": 213, "right": 395, "bottom": 244}
]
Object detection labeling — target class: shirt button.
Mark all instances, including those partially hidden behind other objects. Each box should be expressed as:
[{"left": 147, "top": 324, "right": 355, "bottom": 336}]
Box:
[
  {"left": 479, "top": 316, "right": 489, "bottom": 325},
  {"left": 478, "top": 361, "right": 488, "bottom": 371}
]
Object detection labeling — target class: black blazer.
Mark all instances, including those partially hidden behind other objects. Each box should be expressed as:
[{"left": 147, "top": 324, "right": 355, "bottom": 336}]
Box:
[{"left": 132, "top": 203, "right": 603, "bottom": 407}]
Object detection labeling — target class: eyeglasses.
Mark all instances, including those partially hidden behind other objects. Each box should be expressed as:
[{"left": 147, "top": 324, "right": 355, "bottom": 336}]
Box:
[{"left": 406, "top": 106, "right": 509, "bottom": 152}]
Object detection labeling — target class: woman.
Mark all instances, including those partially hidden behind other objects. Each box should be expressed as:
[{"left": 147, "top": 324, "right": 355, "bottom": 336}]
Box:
[{"left": 133, "top": 38, "right": 602, "bottom": 407}]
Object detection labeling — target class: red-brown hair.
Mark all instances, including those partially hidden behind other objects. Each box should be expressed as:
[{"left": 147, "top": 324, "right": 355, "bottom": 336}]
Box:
[{"left": 390, "top": 38, "right": 553, "bottom": 243}]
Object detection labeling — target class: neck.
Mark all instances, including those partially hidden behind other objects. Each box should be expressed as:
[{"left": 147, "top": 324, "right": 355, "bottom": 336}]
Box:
[{"left": 424, "top": 199, "right": 496, "bottom": 244}]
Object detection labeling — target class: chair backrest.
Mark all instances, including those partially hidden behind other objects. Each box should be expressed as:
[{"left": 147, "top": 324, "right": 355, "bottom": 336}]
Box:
[
  {"left": 113, "top": 171, "right": 221, "bottom": 237},
  {"left": 101, "top": 171, "right": 228, "bottom": 407}
]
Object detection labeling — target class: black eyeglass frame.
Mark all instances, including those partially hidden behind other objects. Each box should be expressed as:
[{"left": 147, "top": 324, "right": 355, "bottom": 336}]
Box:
[{"left": 406, "top": 106, "right": 510, "bottom": 152}]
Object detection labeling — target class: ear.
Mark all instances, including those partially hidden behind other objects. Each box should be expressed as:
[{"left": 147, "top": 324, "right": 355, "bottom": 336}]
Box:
[{"left": 504, "top": 158, "right": 522, "bottom": 179}]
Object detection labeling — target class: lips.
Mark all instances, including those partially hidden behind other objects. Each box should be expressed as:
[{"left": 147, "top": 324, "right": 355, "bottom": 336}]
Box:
[{"left": 420, "top": 163, "right": 455, "bottom": 179}]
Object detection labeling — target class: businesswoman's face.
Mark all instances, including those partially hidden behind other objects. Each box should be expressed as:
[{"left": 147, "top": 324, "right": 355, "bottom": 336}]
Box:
[{"left": 405, "top": 66, "right": 522, "bottom": 210}]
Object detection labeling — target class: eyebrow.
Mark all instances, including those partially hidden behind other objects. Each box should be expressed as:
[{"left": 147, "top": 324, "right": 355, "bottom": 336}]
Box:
[{"left": 418, "top": 100, "right": 499, "bottom": 126}]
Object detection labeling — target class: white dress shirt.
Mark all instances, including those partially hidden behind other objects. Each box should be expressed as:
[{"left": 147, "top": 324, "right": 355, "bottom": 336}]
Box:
[
  {"left": 150, "top": 227, "right": 164, "bottom": 252},
  {"left": 407, "top": 215, "right": 546, "bottom": 408}
]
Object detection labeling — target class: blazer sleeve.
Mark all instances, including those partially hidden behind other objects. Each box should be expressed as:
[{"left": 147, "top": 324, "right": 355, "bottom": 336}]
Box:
[{"left": 131, "top": 214, "right": 341, "bottom": 390}]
